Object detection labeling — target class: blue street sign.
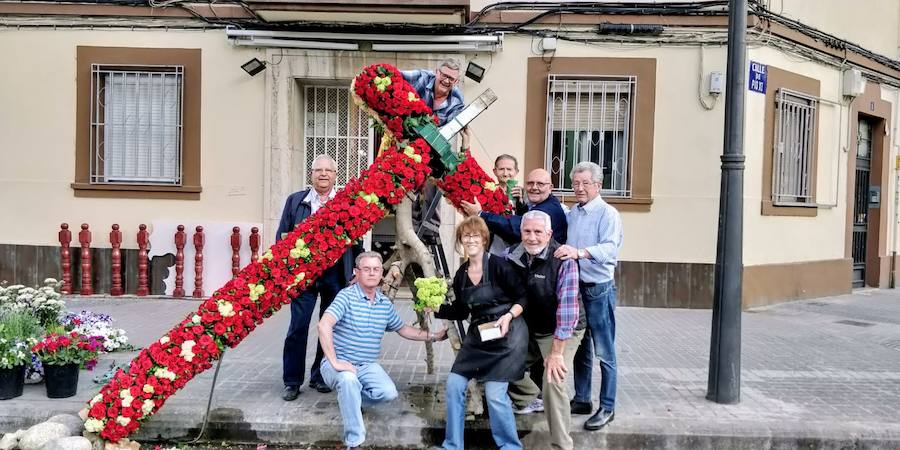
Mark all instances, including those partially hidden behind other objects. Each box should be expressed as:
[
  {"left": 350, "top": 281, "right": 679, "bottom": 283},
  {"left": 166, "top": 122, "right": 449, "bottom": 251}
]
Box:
[{"left": 749, "top": 61, "right": 767, "bottom": 94}]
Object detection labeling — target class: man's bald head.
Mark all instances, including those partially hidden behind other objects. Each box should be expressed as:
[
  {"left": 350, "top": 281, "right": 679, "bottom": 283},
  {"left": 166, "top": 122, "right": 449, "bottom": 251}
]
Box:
[{"left": 525, "top": 169, "right": 553, "bottom": 204}]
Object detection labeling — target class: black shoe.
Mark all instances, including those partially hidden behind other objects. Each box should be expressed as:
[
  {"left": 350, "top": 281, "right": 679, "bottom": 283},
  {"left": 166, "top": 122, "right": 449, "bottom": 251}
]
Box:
[
  {"left": 584, "top": 408, "right": 614, "bottom": 431},
  {"left": 310, "top": 380, "right": 332, "bottom": 393},
  {"left": 282, "top": 385, "right": 300, "bottom": 401},
  {"left": 570, "top": 400, "right": 593, "bottom": 415}
]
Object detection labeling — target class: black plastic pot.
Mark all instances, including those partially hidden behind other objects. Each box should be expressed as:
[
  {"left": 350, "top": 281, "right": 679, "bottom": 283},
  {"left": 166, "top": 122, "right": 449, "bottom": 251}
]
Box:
[
  {"left": 0, "top": 365, "right": 26, "bottom": 400},
  {"left": 43, "top": 363, "right": 79, "bottom": 398}
]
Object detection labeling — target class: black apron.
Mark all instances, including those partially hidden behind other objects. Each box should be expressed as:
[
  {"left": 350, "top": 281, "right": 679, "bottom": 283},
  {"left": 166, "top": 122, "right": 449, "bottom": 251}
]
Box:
[{"left": 450, "top": 254, "right": 528, "bottom": 382}]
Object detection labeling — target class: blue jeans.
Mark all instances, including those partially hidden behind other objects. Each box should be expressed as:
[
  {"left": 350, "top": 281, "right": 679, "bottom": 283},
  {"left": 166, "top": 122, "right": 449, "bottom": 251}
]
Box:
[
  {"left": 320, "top": 359, "right": 399, "bottom": 447},
  {"left": 443, "top": 372, "right": 522, "bottom": 450},
  {"left": 283, "top": 267, "right": 342, "bottom": 387},
  {"left": 572, "top": 281, "right": 617, "bottom": 411}
]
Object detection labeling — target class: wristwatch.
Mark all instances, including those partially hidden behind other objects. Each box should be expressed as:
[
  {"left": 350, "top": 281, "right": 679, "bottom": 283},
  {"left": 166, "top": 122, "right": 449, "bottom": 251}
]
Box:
[{"left": 578, "top": 249, "right": 589, "bottom": 259}]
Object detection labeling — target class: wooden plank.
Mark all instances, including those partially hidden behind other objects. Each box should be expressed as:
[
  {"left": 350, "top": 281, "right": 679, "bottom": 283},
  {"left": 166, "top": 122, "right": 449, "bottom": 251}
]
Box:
[
  {"left": 122, "top": 249, "right": 139, "bottom": 295},
  {"left": 150, "top": 254, "right": 175, "bottom": 295},
  {"left": 0, "top": 244, "right": 16, "bottom": 285},
  {"left": 618, "top": 261, "right": 644, "bottom": 307},
  {"left": 14, "top": 245, "right": 38, "bottom": 288},
  {"left": 36, "top": 245, "right": 61, "bottom": 284},
  {"left": 666, "top": 263, "right": 692, "bottom": 309},
  {"left": 642, "top": 262, "right": 668, "bottom": 308},
  {"left": 93, "top": 248, "right": 111, "bottom": 295},
  {"left": 690, "top": 264, "right": 715, "bottom": 309}
]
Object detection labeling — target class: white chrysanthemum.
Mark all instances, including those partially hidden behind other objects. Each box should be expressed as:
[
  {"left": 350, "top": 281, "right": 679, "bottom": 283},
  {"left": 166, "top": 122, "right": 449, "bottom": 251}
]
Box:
[
  {"left": 115, "top": 416, "right": 131, "bottom": 426},
  {"left": 141, "top": 399, "right": 155, "bottom": 415},
  {"left": 84, "top": 418, "right": 105, "bottom": 433}
]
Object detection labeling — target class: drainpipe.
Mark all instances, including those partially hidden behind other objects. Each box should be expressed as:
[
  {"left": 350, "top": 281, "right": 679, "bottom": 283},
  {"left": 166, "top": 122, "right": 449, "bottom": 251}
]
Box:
[{"left": 891, "top": 87, "right": 900, "bottom": 288}]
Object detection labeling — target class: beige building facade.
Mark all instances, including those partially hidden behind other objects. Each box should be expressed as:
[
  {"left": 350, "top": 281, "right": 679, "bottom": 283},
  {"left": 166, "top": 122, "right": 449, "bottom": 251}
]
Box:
[{"left": 1, "top": 0, "right": 898, "bottom": 307}]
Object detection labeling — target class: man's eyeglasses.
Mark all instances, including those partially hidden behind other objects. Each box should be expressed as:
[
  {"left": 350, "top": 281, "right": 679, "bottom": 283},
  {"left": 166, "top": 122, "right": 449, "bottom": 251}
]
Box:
[
  {"left": 438, "top": 70, "right": 459, "bottom": 83},
  {"left": 312, "top": 168, "right": 336, "bottom": 174},
  {"left": 525, "top": 181, "right": 551, "bottom": 188},
  {"left": 571, "top": 181, "right": 598, "bottom": 189},
  {"left": 357, "top": 266, "right": 382, "bottom": 274}
]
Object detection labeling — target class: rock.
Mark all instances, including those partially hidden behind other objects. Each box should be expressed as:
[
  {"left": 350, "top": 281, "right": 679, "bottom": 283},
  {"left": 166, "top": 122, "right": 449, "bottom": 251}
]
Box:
[
  {"left": 18, "top": 422, "right": 69, "bottom": 450},
  {"left": 40, "top": 436, "right": 93, "bottom": 450},
  {"left": 47, "top": 415, "right": 84, "bottom": 437},
  {"left": 0, "top": 432, "right": 19, "bottom": 450}
]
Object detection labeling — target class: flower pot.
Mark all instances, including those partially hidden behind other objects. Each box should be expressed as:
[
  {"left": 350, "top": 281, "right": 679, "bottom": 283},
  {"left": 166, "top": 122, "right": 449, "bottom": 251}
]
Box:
[
  {"left": 43, "top": 363, "right": 79, "bottom": 398},
  {"left": 0, "top": 365, "right": 26, "bottom": 400}
]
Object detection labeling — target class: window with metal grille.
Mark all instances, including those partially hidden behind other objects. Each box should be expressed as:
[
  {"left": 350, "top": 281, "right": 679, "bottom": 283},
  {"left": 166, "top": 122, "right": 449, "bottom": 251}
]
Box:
[
  {"left": 545, "top": 75, "right": 635, "bottom": 196},
  {"left": 90, "top": 64, "right": 184, "bottom": 185},
  {"left": 772, "top": 88, "right": 817, "bottom": 205},
  {"left": 303, "top": 85, "right": 373, "bottom": 186}
]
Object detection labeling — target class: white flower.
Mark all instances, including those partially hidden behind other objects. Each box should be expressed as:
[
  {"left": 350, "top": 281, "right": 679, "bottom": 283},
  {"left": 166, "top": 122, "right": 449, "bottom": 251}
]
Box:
[
  {"left": 159, "top": 336, "right": 170, "bottom": 345},
  {"left": 142, "top": 384, "right": 154, "bottom": 394},
  {"left": 119, "top": 389, "right": 131, "bottom": 399},
  {"left": 90, "top": 394, "right": 103, "bottom": 406},
  {"left": 191, "top": 314, "right": 201, "bottom": 324},
  {"left": 217, "top": 301, "right": 235, "bottom": 318},
  {"left": 115, "top": 416, "right": 131, "bottom": 426},
  {"left": 180, "top": 340, "right": 196, "bottom": 362},
  {"left": 153, "top": 367, "right": 176, "bottom": 381},
  {"left": 141, "top": 399, "right": 155, "bottom": 415},
  {"left": 121, "top": 396, "right": 133, "bottom": 408},
  {"left": 84, "top": 418, "right": 105, "bottom": 433}
]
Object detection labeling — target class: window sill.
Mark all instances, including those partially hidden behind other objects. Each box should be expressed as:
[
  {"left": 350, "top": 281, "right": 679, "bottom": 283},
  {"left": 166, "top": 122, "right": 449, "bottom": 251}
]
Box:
[
  {"left": 71, "top": 182, "right": 201, "bottom": 200},
  {"left": 559, "top": 194, "right": 653, "bottom": 212},
  {"left": 760, "top": 200, "right": 818, "bottom": 217}
]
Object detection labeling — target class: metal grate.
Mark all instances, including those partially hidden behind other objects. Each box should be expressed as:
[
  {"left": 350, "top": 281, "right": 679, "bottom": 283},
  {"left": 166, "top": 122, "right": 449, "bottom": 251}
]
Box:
[
  {"left": 545, "top": 75, "right": 635, "bottom": 197},
  {"left": 772, "top": 88, "right": 817, "bottom": 205},
  {"left": 303, "top": 85, "right": 373, "bottom": 186},
  {"left": 90, "top": 64, "right": 184, "bottom": 185}
]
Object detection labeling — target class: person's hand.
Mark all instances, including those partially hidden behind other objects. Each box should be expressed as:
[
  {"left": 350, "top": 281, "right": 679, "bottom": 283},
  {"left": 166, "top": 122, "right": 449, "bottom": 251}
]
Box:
[
  {"left": 348, "top": 273, "right": 358, "bottom": 285},
  {"left": 510, "top": 185, "right": 525, "bottom": 201},
  {"left": 460, "top": 126, "right": 471, "bottom": 150},
  {"left": 554, "top": 244, "right": 579, "bottom": 260},
  {"left": 460, "top": 198, "right": 483, "bottom": 217},
  {"left": 331, "top": 360, "right": 357, "bottom": 374},
  {"left": 544, "top": 353, "right": 567, "bottom": 385},
  {"left": 496, "top": 312, "right": 513, "bottom": 337},
  {"left": 434, "top": 327, "right": 449, "bottom": 342}
]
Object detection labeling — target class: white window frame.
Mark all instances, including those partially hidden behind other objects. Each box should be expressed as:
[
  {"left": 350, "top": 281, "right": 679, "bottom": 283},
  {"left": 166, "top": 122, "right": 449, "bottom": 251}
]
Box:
[
  {"left": 301, "top": 84, "right": 374, "bottom": 188},
  {"left": 772, "top": 88, "right": 817, "bottom": 206},
  {"left": 90, "top": 64, "right": 184, "bottom": 185},
  {"left": 544, "top": 74, "right": 636, "bottom": 197}
]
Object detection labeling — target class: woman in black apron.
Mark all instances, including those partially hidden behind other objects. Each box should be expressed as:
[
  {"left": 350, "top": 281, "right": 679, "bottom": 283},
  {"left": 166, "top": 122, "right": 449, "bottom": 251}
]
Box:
[{"left": 434, "top": 216, "right": 528, "bottom": 450}]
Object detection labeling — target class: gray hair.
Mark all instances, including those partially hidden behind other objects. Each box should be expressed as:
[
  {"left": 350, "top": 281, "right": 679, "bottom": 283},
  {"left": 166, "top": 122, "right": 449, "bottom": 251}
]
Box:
[
  {"left": 521, "top": 210, "right": 552, "bottom": 232},
  {"left": 494, "top": 154, "right": 519, "bottom": 171},
  {"left": 437, "top": 58, "right": 461, "bottom": 72},
  {"left": 570, "top": 161, "right": 603, "bottom": 184},
  {"left": 311, "top": 154, "right": 337, "bottom": 171},
  {"left": 355, "top": 251, "right": 383, "bottom": 268}
]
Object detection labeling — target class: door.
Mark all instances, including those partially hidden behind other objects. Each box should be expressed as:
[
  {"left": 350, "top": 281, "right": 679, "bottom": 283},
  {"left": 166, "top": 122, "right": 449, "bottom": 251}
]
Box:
[{"left": 851, "top": 118, "right": 873, "bottom": 288}]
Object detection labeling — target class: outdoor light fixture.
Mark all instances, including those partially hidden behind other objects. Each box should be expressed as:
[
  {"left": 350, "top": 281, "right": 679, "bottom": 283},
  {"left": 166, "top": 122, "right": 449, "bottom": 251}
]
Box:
[
  {"left": 465, "top": 61, "right": 486, "bottom": 83},
  {"left": 241, "top": 58, "right": 266, "bottom": 76}
]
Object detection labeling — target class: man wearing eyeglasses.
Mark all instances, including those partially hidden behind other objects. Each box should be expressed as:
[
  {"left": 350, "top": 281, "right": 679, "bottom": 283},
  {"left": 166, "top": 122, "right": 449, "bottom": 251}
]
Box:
[
  {"left": 277, "top": 154, "right": 362, "bottom": 400},
  {"left": 401, "top": 58, "right": 466, "bottom": 127},
  {"left": 554, "top": 161, "right": 623, "bottom": 431},
  {"left": 461, "top": 168, "right": 568, "bottom": 249}
]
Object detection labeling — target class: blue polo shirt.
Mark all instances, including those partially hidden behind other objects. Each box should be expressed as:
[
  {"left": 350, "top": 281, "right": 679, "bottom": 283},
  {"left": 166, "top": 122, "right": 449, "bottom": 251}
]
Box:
[{"left": 324, "top": 284, "right": 404, "bottom": 364}]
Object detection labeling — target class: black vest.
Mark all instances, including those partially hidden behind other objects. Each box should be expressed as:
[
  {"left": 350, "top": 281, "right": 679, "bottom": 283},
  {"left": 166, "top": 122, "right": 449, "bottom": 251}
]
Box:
[{"left": 509, "top": 241, "right": 586, "bottom": 336}]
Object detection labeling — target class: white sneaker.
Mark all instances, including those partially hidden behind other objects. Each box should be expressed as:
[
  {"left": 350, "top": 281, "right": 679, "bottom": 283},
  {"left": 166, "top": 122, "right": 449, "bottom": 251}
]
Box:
[{"left": 514, "top": 398, "right": 544, "bottom": 415}]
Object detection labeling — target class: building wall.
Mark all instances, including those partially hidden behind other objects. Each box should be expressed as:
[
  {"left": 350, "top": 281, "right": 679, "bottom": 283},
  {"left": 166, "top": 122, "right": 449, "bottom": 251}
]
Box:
[{"left": 0, "top": 29, "right": 267, "bottom": 249}]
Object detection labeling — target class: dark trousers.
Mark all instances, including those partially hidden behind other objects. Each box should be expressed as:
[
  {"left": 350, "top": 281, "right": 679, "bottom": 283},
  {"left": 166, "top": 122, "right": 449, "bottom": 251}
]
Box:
[{"left": 282, "top": 266, "right": 343, "bottom": 387}]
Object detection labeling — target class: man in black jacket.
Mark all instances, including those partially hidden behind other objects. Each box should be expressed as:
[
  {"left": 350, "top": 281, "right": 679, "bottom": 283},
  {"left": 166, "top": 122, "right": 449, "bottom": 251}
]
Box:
[
  {"left": 505, "top": 210, "right": 585, "bottom": 450},
  {"left": 276, "top": 154, "right": 360, "bottom": 400}
]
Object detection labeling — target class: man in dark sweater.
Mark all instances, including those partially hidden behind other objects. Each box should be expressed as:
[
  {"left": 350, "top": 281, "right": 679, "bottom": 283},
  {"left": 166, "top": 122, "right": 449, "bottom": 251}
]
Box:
[
  {"left": 276, "top": 154, "right": 361, "bottom": 400},
  {"left": 461, "top": 168, "right": 567, "bottom": 246},
  {"left": 505, "top": 210, "right": 585, "bottom": 450}
]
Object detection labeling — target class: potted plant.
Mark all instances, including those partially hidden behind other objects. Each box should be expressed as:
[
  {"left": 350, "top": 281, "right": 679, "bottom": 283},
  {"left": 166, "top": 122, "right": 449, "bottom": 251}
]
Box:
[
  {"left": 0, "top": 311, "right": 41, "bottom": 400},
  {"left": 32, "top": 328, "right": 100, "bottom": 398}
]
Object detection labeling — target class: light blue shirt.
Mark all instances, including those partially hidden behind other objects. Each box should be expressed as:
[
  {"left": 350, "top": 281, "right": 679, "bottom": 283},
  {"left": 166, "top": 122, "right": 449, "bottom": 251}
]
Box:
[
  {"left": 324, "top": 284, "right": 404, "bottom": 364},
  {"left": 566, "top": 195, "right": 623, "bottom": 284}
]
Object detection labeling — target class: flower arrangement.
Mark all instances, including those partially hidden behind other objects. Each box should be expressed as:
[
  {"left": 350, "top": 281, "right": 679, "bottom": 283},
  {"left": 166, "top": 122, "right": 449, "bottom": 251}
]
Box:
[
  {"left": 0, "top": 311, "right": 42, "bottom": 369},
  {"left": 32, "top": 330, "right": 101, "bottom": 368},
  {"left": 62, "top": 311, "right": 132, "bottom": 353},
  {"left": 0, "top": 279, "right": 65, "bottom": 327},
  {"left": 88, "top": 63, "right": 510, "bottom": 443},
  {"left": 437, "top": 150, "right": 514, "bottom": 216},
  {"left": 412, "top": 277, "right": 448, "bottom": 312}
]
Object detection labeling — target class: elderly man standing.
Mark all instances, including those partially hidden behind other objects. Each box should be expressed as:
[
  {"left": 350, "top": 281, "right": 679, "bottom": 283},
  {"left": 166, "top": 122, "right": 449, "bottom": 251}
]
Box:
[
  {"left": 555, "top": 162, "right": 623, "bottom": 431},
  {"left": 506, "top": 211, "right": 584, "bottom": 449},
  {"left": 318, "top": 252, "right": 447, "bottom": 450},
  {"left": 277, "top": 154, "right": 361, "bottom": 400}
]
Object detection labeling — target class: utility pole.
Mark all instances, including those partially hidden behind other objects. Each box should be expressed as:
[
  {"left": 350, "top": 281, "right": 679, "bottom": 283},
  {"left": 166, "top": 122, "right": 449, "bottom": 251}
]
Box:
[{"left": 707, "top": 0, "right": 746, "bottom": 405}]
